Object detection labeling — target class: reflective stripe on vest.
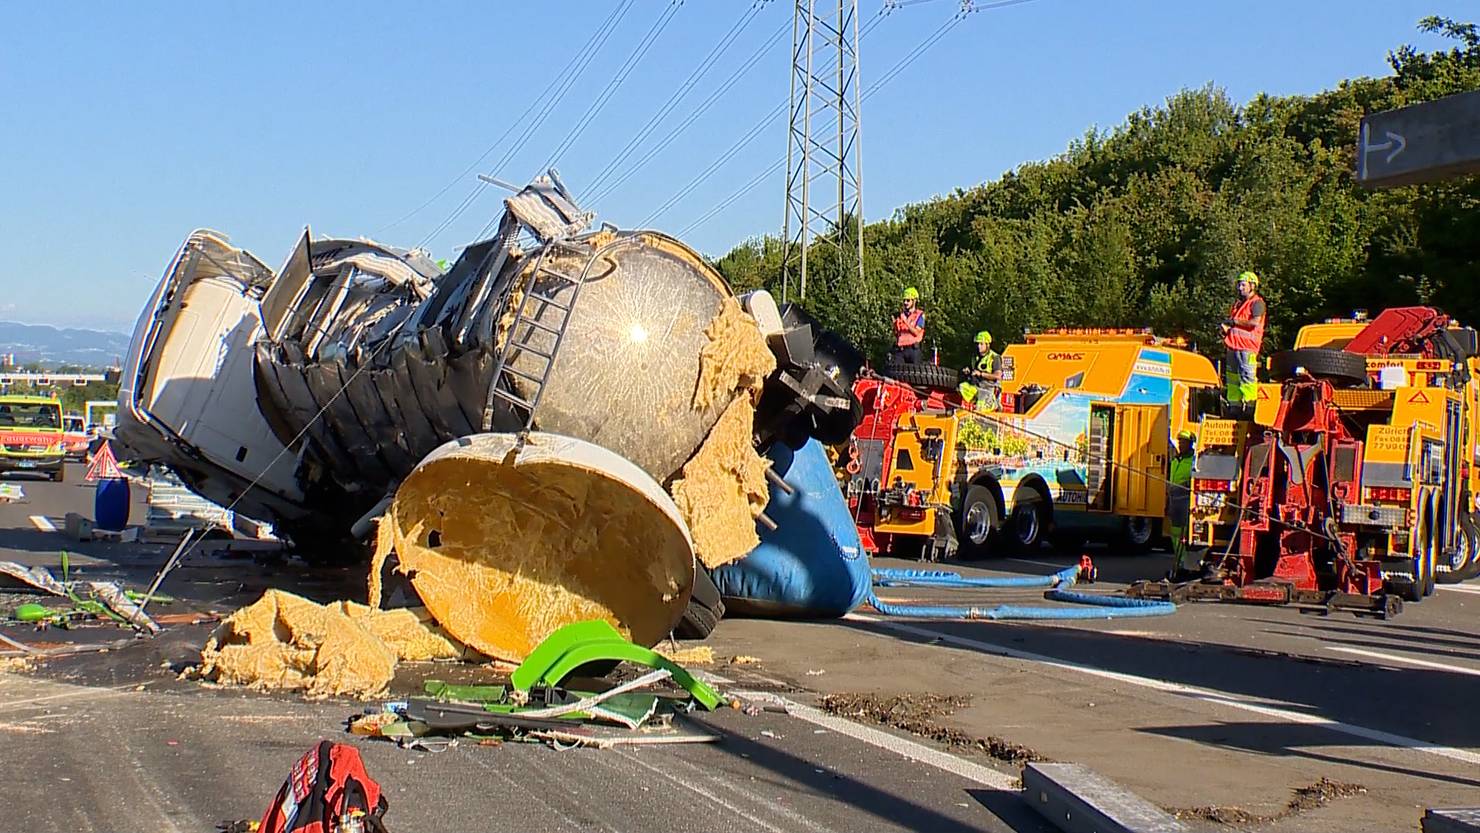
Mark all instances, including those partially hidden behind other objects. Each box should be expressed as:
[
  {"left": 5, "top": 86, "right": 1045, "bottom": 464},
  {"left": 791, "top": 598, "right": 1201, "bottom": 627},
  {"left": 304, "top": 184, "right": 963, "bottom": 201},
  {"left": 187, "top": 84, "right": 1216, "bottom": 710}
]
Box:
[
  {"left": 1224, "top": 294, "right": 1265, "bottom": 352},
  {"left": 896, "top": 310, "right": 925, "bottom": 347}
]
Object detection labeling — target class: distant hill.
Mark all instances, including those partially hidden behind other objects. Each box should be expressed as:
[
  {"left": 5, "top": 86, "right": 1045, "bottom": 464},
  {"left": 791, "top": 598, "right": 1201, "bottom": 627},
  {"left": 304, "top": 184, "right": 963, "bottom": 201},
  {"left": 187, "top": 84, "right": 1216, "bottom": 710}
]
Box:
[{"left": 0, "top": 321, "right": 130, "bottom": 368}]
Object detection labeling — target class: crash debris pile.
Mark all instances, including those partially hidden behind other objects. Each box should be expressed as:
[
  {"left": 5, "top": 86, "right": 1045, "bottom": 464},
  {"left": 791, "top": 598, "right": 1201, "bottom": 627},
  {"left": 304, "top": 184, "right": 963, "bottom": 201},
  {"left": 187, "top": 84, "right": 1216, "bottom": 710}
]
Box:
[
  {"left": 345, "top": 619, "right": 725, "bottom": 750},
  {"left": 195, "top": 589, "right": 472, "bottom": 698},
  {"left": 670, "top": 297, "right": 777, "bottom": 567}
]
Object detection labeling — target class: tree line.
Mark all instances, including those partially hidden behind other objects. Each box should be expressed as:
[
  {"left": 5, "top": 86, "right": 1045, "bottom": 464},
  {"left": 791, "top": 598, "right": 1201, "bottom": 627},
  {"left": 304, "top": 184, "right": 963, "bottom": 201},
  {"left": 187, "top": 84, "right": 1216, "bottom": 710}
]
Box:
[{"left": 713, "top": 16, "right": 1480, "bottom": 369}]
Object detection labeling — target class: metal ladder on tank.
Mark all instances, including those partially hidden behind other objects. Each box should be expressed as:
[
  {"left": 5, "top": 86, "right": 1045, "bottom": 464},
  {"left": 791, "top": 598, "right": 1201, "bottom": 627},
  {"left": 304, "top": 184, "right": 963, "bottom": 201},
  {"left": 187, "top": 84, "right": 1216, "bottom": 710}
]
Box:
[{"left": 480, "top": 239, "right": 596, "bottom": 433}]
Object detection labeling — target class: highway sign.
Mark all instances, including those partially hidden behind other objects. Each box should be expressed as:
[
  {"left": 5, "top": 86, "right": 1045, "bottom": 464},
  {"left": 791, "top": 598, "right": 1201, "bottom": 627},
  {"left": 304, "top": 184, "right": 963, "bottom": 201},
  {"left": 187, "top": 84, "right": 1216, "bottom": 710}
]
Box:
[{"left": 1357, "top": 89, "right": 1480, "bottom": 187}]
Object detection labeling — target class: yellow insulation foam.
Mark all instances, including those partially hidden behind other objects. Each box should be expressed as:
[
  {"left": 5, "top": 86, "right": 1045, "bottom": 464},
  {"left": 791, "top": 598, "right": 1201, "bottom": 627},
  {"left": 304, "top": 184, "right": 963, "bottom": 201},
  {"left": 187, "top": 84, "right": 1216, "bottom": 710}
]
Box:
[
  {"left": 386, "top": 446, "right": 693, "bottom": 663},
  {"left": 693, "top": 296, "right": 776, "bottom": 410},
  {"left": 670, "top": 398, "right": 771, "bottom": 568},
  {"left": 197, "top": 590, "right": 468, "bottom": 699}
]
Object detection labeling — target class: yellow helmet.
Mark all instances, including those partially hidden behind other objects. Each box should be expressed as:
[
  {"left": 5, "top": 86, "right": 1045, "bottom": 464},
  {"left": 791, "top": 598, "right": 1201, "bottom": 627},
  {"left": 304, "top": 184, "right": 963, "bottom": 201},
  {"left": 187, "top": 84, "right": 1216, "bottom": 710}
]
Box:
[
  {"left": 975, "top": 330, "right": 992, "bottom": 345},
  {"left": 903, "top": 286, "right": 920, "bottom": 300},
  {"left": 1237, "top": 271, "right": 1260, "bottom": 288},
  {"left": 1177, "top": 428, "right": 1196, "bottom": 441}
]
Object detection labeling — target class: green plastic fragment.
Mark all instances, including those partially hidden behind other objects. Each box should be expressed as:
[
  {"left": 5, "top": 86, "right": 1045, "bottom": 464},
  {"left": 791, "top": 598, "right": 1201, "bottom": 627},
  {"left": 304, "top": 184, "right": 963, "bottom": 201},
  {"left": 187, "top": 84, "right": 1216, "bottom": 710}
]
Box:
[
  {"left": 511, "top": 620, "right": 723, "bottom": 710},
  {"left": 423, "top": 680, "right": 508, "bottom": 702},
  {"left": 13, "top": 603, "right": 49, "bottom": 622}
]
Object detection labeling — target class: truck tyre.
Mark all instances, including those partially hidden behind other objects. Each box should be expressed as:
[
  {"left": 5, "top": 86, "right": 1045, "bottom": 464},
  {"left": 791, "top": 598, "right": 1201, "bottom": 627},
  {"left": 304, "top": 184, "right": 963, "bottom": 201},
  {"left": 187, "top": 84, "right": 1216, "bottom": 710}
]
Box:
[
  {"left": 1008, "top": 488, "right": 1048, "bottom": 553},
  {"left": 51, "top": 466, "right": 64, "bottom": 484},
  {"left": 883, "top": 361, "right": 961, "bottom": 391},
  {"left": 1119, "top": 516, "right": 1156, "bottom": 554},
  {"left": 674, "top": 568, "right": 725, "bottom": 640},
  {"left": 1449, "top": 518, "right": 1480, "bottom": 582},
  {"left": 956, "top": 484, "right": 1001, "bottom": 560},
  {"left": 1267, "top": 348, "right": 1367, "bottom": 387},
  {"left": 1422, "top": 519, "right": 1438, "bottom": 598}
]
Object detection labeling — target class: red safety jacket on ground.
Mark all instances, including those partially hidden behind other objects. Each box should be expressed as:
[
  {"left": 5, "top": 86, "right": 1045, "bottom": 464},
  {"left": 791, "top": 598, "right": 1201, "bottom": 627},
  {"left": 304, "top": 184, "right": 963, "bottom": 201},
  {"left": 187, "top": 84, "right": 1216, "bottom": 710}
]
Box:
[
  {"left": 1224, "top": 294, "right": 1266, "bottom": 352},
  {"left": 894, "top": 309, "right": 925, "bottom": 347}
]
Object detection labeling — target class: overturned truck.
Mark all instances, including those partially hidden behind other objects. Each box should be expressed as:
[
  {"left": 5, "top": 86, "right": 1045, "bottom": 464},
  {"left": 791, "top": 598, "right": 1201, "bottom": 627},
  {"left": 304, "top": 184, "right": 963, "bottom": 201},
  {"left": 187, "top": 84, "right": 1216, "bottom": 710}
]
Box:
[{"left": 113, "top": 173, "right": 858, "bottom": 659}]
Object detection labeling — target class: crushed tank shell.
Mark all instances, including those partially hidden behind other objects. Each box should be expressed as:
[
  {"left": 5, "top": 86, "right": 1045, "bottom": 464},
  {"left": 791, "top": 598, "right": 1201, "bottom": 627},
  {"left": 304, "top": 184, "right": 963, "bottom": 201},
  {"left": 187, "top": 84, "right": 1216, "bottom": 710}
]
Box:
[
  {"left": 504, "top": 234, "right": 737, "bottom": 482},
  {"left": 387, "top": 432, "right": 695, "bottom": 662}
]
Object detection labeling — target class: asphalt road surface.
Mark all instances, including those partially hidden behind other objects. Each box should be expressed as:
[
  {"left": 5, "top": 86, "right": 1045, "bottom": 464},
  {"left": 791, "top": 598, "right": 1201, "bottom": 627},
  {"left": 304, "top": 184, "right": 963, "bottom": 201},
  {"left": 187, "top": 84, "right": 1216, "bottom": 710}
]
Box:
[{"left": 3, "top": 465, "right": 1479, "bottom": 832}]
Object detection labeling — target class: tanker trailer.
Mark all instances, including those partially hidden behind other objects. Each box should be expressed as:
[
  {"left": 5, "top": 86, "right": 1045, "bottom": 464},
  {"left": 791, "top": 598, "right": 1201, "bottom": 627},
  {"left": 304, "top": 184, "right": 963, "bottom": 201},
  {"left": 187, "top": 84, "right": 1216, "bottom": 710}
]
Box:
[{"left": 113, "top": 172, "right": 858, "bottom": 659}]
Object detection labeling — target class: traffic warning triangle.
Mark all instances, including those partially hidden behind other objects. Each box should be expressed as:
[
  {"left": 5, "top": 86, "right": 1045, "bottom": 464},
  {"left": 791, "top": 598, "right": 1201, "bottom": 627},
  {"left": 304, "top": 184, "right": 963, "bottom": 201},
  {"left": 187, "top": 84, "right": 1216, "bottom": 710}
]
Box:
[
  {"left": 1407, "top": 390, "right": 1431, "bottom": 404},
  {"left": 1257, "top": 388, "right": 1270, "bottom": 400},
  {"left": 85, "top": 441, "right": 124, "bottom": 481}
]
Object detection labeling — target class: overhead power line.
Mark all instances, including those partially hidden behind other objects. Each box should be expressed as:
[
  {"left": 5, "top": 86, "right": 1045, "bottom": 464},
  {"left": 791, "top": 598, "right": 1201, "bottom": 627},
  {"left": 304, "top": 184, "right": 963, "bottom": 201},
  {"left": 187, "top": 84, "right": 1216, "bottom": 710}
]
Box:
[
  {"left": 417, "top": 0, "right": 637, "bottom": 251},
  {"left": 584, "top": 0, "right": 770, "bottom": 197},
  {"left": 539, "top": 0, "right": 686, "bottom": 171},
  {"left": 658, "top": 0, "right": 1034, "bottom": 238},
  {"left": 379, "top": 2, "right": 628, "bottom": 241},
  {"left": 586, "top": 16, "right": 792, "bottom": 207}
]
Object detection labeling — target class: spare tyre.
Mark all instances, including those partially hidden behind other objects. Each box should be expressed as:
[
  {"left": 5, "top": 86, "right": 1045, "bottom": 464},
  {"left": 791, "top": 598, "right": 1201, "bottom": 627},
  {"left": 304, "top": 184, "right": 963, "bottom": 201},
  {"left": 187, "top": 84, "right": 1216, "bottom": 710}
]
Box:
[
  {"left": 1268, "top": 348, "right": 1367, "bottom": 387},
  {"left": 884, "top": 361, "right": 961, "bottom": 390}
]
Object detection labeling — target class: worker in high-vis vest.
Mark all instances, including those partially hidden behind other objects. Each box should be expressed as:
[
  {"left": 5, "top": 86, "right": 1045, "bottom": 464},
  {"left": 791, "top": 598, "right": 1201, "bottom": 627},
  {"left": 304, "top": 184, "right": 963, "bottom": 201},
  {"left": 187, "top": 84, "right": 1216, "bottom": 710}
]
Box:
[
  {"left": 1220, "top": 271, "right": 1266, "bottom": 406},
  {"left": 891, "top": 287, "right": 926, "bottom": 364},
  {"left": 1166, "top": 428, "right": 1197, "bottom": 580},
  {"left": 958, "top": 330, "right": 1003, "bottom": 411}
]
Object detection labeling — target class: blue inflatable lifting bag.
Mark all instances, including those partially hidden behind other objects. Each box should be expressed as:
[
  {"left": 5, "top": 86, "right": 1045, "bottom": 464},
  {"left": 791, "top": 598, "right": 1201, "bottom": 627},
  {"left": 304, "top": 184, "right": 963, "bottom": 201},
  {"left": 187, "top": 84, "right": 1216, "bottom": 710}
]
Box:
[{"left": 711, "top": 438, "right": 870, "bottom": 618}]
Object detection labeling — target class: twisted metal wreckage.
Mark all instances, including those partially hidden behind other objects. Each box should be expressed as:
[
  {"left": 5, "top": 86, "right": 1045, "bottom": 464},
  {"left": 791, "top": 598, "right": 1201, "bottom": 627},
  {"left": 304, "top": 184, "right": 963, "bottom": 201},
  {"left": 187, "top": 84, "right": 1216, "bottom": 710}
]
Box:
[{"left": 113, "top": 173, "right": 861, "bottom": 650}]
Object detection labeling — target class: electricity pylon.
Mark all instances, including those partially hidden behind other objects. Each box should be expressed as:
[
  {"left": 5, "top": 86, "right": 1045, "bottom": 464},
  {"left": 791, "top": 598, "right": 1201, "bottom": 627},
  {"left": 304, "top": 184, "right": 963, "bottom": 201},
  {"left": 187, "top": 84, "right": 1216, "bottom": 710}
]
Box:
[{"left": 780, "top": 0, "right": 864, "bottom": 303}]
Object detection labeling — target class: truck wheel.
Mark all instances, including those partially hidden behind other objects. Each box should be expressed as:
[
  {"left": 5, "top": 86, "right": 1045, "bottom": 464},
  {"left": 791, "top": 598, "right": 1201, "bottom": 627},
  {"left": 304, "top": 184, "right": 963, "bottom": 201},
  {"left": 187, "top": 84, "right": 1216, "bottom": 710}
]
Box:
[
  {"left": 1008, "top": 491, "right": 1048, "bottom": 553},
  {"left": 1422, "top": 523, "right": 1437, "bottom": 598},
  {"left": 1119, "top": 517, "right": 1156, "bottom": 554},
  {"left": 1450, "top": 520, "right": 1480, "bottom": 582},
  {"left": 883, "top": 361, "right": 962, "bottom": 391},
  {"left": 1267, "top": 348, "right": 1367, "bottom": 387},
  {"left": 51, "top": 466, "right": 65, "bottom": 484},
  {"left": 674, "top": 568, "right": 725, "bottom": 639},
  {"left": 956, "top": 485, "right": 1001, "bottom": 560}
]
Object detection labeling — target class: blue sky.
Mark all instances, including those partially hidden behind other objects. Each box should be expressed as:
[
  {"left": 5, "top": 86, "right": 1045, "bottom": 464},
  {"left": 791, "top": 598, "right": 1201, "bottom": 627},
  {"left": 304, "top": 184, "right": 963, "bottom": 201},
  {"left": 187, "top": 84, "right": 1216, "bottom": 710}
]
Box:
[{"left": 0, "top": 1, "right": 1456, "bottom": 332}]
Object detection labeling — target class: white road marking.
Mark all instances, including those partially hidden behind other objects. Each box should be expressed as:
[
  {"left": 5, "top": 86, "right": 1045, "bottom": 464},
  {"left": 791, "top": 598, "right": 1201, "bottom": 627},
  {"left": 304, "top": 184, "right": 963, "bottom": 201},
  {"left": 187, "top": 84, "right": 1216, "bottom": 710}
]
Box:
[
  {"left": 1438, "top": 584, "right": 1480, "bottom": 595},
  {"left": 618, "top": 749, "right": 795, "bottom": 833},
  {"left": 1327, "top": 646, "right": 1480, "bottom": 678},
  {"left": 737, "top": 691, "right": 1018, "bottom": 791},
  {"left": 847, "top": 614, "right": 1480, "bottom": 768},
  {"left": 0, "top": 683, "right": 132, "bottom": 711},
  {"left": 28, "top": 515, "right": 56, "bottom": 533}
]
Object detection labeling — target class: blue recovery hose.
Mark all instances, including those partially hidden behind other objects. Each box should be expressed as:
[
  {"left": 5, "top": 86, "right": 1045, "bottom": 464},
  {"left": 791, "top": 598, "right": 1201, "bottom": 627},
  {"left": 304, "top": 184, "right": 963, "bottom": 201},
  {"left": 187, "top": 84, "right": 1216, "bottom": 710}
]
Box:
[
  {"left": 872, "top": 564, "right": 1081, "bottom": 589},
  {"left": 866, "top": 566, "right": 1176, "bottom": 620}
]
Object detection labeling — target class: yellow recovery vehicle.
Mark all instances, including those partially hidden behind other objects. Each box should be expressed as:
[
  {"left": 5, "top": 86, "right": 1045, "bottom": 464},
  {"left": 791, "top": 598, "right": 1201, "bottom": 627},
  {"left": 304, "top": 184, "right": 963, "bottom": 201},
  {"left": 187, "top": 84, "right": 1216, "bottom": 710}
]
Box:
[
  {"left": 1173, "top": 307, "right": 1480, "bottom": 614},
  {"left": 0, "top": 394, "right": 67, "bottom": 482},
  {"left": 845, "top": 329, "right": 1219, "bottom": 559}
]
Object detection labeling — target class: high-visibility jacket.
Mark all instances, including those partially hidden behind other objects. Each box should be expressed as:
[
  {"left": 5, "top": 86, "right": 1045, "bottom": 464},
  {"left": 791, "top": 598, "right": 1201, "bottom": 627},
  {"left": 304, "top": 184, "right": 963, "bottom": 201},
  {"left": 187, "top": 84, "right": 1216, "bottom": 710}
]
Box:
[
  {"left": 894, "top": 310, "right": 925, "bottom": 347},
  {"left": 1167, "top": 451, "right": 1194, "bottom": 527},
  {"left": 1223, "top": 294, "right": 1266, "bottom": 352}
]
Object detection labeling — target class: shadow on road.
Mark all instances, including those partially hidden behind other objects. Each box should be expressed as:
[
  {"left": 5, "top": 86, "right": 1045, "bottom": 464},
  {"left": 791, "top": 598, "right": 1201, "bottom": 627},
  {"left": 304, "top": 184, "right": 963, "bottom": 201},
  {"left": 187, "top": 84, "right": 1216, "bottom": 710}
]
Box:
[
  {"left": 1141, "top": 722, "right": 1480, "bottom": 789},
  {"left": 839, "top": 615, "right": 1480, "bottom": 753}
]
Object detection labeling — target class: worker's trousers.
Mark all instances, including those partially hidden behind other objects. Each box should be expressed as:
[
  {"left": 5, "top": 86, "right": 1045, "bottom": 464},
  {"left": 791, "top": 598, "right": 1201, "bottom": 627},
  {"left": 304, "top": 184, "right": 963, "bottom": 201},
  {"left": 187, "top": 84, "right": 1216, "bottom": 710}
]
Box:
[{"left": 1223, "top": 348, "right": 1257, "bottom": 403}]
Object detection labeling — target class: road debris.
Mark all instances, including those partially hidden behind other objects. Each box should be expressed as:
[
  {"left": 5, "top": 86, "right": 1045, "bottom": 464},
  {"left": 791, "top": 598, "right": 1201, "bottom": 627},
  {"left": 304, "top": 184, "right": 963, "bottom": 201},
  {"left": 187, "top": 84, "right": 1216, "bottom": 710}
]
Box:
[
  {"left": 195, "top": 589, "right": 475, "bottom": 699},
  {"left": 1171, "top": 778, "right": 1368, "bottom": 825},
  {"left": 819, "top": 692, "right": 1044, "bottom": 764},
  {"left": 657, "top": 645, "right": 715, "bottom": 666}
]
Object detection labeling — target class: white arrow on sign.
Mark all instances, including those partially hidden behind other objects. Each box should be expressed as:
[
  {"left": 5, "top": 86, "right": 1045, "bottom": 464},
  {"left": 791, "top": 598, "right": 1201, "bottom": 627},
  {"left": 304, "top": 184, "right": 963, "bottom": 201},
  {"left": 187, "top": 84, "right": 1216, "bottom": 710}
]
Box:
[{"left": 1364, "top": 129, "right": 1407, "bottom": 164}]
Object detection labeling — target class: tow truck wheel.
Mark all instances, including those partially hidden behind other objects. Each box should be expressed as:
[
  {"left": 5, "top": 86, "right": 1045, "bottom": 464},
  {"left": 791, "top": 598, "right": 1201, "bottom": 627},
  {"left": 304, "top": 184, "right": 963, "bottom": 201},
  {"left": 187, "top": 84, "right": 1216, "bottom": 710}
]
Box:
[
  {"left": 1008, "top": 493, "right": 1047, "bottom": 553},
  {"left": 956, "top": 485, "right": 1001, "bottom": 561},
  {"left": 1422, "top": 521, "right": 1438, "bottom": 598},
  {"left": 1449, "top": 521, "right": 1480, "bottom": 582}
]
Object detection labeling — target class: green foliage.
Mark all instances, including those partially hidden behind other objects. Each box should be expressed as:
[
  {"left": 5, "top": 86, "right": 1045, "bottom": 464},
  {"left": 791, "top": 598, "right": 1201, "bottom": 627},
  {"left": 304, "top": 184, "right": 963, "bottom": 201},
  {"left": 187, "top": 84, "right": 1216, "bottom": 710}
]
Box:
[{"left": 713, "top": 18, "right": 1480, "bottom": 368}]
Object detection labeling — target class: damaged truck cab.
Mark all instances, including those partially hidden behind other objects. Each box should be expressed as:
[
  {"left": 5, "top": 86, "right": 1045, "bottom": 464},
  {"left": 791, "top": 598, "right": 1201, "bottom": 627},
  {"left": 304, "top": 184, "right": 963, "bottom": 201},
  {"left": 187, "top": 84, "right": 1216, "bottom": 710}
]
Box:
[{"left": 845, "top": 329, "right": 1219, "bottom": 560}]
